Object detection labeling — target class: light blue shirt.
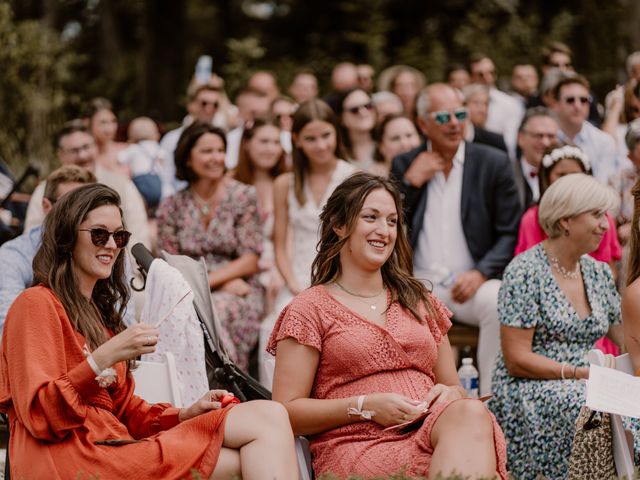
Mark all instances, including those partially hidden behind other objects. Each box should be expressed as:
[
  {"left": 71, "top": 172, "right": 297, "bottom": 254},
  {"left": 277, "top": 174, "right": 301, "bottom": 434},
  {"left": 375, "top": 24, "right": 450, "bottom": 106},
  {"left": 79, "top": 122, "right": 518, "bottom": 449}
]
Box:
[
  {"left": 559, "top": 122, "right": 618, "bottom": 184},
  {"left": 0, "top": 225, "right": 136, "bottom": 336}
]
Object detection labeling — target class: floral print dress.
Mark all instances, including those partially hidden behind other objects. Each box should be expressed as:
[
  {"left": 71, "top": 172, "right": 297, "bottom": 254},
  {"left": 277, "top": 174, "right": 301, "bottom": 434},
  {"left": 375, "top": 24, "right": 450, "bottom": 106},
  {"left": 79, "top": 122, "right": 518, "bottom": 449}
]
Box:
[
  {"left": 156, "top": 180, "right": 265, "bottom": 372},
  {"left": 489, "top": 243, "right": 620, "bottom": 480}
]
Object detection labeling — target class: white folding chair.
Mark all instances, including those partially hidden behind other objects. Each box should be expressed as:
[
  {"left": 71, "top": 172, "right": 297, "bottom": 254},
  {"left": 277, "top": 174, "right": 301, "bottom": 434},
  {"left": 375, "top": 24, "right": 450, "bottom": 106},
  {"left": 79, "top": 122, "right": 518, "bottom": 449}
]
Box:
[
  {"left": 588, "top": 349, "right": 635, "bottom": 479},
  {"left": 264, "top": 357, "right": 314, "bottom": 480},
  {"left": 133, "top": 351, "right": 183, "bottom": 408}
]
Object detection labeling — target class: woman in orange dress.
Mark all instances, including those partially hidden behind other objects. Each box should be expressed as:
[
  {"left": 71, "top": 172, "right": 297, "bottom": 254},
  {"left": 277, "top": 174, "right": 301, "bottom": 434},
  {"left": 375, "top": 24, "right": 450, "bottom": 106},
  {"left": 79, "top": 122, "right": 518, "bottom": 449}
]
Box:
[
  {"left": 0, "top": 183, "right": 298, "bottom": 480},
  {"left": 268, "top": 172, "right": 507, "bottom": 479}
]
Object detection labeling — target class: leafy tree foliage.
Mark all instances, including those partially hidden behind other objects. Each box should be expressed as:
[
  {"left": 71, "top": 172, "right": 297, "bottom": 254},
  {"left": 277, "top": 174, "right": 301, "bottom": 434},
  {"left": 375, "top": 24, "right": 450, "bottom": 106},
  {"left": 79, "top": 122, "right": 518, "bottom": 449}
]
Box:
[{"left": 2, "top": 0, "right": 639, "bottom": 174}]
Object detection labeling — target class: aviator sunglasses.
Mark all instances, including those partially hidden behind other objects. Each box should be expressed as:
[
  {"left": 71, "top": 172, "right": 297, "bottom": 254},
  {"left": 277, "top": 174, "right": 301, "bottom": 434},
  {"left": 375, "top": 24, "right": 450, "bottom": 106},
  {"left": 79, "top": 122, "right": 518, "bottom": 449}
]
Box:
[
  {"left": 79, "top": 228, "right": 132, "bottom": 248},
  {"left": 430, "top": 108, "right": 468, "bottom": 125}
]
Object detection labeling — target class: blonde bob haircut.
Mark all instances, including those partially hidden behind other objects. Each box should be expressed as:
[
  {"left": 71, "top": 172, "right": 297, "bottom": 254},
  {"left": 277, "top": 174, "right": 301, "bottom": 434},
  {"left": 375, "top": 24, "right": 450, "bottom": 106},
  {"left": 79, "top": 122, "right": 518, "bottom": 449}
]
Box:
[{"left": 538, "top": 173, "right": 619, "bottom": 238}]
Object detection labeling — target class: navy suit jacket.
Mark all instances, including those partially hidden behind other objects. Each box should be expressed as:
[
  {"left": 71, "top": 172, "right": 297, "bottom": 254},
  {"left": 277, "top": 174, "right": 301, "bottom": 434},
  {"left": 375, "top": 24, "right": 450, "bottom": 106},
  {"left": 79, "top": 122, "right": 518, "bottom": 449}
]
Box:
[{"left": 390, "top": 142, "right": 521, "bottom": 280}]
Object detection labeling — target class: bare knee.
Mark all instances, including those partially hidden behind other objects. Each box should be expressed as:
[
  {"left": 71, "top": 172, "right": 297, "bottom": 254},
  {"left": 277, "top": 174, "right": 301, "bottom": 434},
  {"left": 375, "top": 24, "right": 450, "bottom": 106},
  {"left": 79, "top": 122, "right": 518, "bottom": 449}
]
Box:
[
  {"left": 436, "top": 400, "right": 493, "bottom": 439},
  {"left": 247, "top": 400, "right": 292, "bottom": 432}
]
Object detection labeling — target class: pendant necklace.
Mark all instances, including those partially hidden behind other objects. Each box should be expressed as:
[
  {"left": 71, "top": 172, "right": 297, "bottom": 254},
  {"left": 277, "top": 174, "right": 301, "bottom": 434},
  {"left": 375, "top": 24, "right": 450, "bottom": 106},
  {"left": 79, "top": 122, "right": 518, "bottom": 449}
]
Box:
[
  {"left": 335, "top": 281, "right": 386, "bottom": 311},
  {"left": 547, "top": 253, "right": 580, "bottom": 280},
  {"left": 191, "top": 189, "right": 217, "bottom": 217}
]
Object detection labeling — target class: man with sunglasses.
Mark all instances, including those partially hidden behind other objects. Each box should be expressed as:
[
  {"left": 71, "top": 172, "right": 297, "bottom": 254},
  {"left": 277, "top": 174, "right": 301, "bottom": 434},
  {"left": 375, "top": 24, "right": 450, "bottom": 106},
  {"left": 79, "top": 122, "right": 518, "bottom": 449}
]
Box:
[
  {"left": 551, "top": 75, "right": 617, "bottom": 183},
  {"left": 24, "top": 123, "right": 150, "bottom": 250},
  {"left": 391, "top": 83, "right": 521, "bottom": 396},
  {"left": 160, "top": 83, "right": 223, "bottom": 191}
]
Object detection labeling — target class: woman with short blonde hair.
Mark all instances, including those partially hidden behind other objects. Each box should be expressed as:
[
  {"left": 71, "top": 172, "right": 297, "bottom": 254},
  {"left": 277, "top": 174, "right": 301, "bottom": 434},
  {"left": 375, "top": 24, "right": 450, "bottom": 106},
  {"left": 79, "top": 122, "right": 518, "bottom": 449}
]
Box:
[
  {"left": 538, "top": 172, "right": 619, "bottom": 238},
  {"left": 490, "top": 173, "right": 623, "bottom": 479}
]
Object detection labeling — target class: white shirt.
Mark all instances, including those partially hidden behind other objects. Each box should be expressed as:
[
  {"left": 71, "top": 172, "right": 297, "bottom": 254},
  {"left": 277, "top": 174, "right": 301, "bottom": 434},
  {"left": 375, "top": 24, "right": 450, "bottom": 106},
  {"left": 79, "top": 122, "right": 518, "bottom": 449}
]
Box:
[
  {"left": 520, "top": 157, "right": 540, "bottom": 202},
  {"left": 485, "top": 87, "right": 524, "bottom": 160},
  {"left": 159, "top": 126, "right": 188, "bottom": 193},
  {"left": 558, "top": 121, "right": 618, "bottom": 184},
  {"left": 225, "top": 126, "right": 244, "bottom": 170},
  {"left": 413, "top": 142, "right": 475, "bottom": 286}
]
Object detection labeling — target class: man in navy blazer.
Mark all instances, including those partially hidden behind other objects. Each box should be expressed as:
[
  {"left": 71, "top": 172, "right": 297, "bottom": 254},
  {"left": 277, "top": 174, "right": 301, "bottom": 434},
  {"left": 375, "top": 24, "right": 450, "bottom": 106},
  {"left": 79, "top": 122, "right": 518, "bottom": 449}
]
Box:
[{"left": 391, "top": 83, "right": 521, "bottom": 394}]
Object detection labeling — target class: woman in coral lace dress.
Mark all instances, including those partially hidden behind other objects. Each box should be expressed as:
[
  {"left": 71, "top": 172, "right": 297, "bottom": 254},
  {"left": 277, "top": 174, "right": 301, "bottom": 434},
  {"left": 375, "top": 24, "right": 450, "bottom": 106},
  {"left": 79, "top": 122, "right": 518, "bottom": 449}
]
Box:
[
  {"left": 0, "top": 183, "right": 298, "bottom": 479},
  {"left": 268, "top": 172, "right": 507, "bottom": 479}
]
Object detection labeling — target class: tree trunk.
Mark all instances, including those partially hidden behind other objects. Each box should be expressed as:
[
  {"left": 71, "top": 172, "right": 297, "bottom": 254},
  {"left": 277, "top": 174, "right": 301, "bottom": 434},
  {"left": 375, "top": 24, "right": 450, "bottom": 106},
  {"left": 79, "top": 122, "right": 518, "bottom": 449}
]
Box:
[{"left": 141, "top": 0, "right": 186, "bottom": 124}]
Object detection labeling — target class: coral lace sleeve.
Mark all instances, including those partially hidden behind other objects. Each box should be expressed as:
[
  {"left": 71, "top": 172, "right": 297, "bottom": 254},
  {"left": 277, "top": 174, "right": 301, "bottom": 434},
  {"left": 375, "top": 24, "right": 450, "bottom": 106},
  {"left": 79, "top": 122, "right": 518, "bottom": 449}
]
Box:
[
  {"left": 424, "top": 292, "right": 453, "bottom": 347},
  {"left": 266, "top": 293, "right": 324, "bottom": 355}
]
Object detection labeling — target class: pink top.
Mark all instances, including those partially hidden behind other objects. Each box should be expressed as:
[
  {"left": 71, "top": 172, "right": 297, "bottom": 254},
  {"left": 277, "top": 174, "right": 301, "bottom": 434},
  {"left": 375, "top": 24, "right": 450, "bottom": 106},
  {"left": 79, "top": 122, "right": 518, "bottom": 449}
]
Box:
[
  {"left": 267, "top": 285, "right": 507, "bottom": 479},
  {"left": 515, "top": 206, "right": 622, "bottom": 262}
]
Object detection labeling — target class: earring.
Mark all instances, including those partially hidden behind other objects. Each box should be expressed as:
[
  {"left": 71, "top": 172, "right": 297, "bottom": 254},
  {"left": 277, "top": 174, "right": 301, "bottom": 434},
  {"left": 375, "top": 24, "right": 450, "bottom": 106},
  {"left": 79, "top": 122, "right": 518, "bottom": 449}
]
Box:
[{"left": 564, "top": 228, "right": 570, "bottom": 237}]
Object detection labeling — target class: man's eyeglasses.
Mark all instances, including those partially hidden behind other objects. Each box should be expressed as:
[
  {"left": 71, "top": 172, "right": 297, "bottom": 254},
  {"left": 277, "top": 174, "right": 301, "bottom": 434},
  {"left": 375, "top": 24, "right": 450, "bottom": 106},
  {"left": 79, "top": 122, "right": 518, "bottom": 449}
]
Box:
[
  {"left": 62, "top": 143, "right": 95, "bottom": 156},
  {"left": 562, "top": 96, "right": 591, "bottom": 105},
  {"left": 200, "top": 100, "right": 219, "bottom": 109},
  {"left": 79, "top": 228, "right": 132, "bottom": 248},
  {"left": 522, "top": 131, "right": 557, "bottom": 141},
  {"left": 346, "top": 102, "right": 374, "bottom": 115},
  {"left": 429, "top": 108, "right": 468, "bottom": 125}
]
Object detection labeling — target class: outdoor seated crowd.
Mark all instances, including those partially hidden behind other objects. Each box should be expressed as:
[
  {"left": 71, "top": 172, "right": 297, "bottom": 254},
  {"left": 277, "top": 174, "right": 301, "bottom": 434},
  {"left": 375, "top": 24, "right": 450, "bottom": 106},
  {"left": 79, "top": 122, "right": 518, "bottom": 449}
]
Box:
[{"left": 2, "top": 40, "right": 640, "bottom": 479}]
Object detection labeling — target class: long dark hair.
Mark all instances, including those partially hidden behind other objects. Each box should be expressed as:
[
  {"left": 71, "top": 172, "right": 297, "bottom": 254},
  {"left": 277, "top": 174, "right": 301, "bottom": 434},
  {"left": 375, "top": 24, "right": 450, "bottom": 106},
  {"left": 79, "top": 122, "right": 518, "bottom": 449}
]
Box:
[
  {"left": 627, "top": 179, "right": 640, "bottom": 286},
  {"left": 234, "top": 117, "right": 287, "bottom": 185},
  {"left": 311, "top": 172, "right": 434, "bottom": 321},
  {"left": 32, "top": 183, "right": 133, "bottom": 370},
  {"left": 291, "top": 99, "right": 346, "bottom": 206},
  {"left": 336, "top": 88, "right": 375, "bottom": 160}
]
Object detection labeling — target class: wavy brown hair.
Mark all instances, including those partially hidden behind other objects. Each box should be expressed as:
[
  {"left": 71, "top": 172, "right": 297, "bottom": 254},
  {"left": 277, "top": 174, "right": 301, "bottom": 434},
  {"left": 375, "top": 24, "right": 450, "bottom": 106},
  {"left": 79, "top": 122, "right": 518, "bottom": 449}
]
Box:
[
  {"left": 234, "top": 117, "right": 287, "bottom": 185},
  {"left": 627, "top": 179, "right": 640, "bottom": 286},
  {"left": 291, "top": 99, "right": 346, "bottom": 206},
  {"left": 32, "top": 183, "right": 133, "bottom": 371},
  {"left": 311, "top": 172, "right": 434, "bottom": 321}
]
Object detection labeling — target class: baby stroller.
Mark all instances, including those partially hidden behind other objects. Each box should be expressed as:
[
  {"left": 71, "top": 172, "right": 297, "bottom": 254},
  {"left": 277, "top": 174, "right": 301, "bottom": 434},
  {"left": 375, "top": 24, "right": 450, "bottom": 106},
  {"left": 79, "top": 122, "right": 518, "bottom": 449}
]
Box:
[
  {"left": 131, "top": 243, "right": 270, "bottom": 402},
  {"left": 132, "top": 244, "right": 314, "bottom": 479}
]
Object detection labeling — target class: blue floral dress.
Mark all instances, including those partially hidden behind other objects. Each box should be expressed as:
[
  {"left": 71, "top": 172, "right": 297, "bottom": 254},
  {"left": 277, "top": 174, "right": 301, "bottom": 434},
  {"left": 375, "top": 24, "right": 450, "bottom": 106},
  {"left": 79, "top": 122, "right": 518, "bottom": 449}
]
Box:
[{"left": 489, "top": 243, "right": 620, "bottom": 480}]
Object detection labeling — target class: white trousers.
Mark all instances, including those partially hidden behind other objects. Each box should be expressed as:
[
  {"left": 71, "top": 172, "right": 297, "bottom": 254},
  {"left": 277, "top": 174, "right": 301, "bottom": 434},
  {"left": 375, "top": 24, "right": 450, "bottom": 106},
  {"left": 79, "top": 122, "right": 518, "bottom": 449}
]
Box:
[{"left": 430, "top": 279, "right": 501, "bottom": 396}]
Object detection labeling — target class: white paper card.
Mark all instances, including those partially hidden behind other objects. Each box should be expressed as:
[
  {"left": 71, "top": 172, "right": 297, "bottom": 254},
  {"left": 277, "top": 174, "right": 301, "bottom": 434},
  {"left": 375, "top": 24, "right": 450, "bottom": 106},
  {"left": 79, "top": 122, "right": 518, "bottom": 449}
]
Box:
[{"left": 585, "top": 364, "right": 640, "bottom": 419}]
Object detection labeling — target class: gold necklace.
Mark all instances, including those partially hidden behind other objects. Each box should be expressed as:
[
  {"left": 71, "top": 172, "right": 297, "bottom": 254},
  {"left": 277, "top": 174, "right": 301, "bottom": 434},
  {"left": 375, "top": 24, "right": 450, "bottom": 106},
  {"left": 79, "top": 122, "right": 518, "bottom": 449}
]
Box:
[{"left": 335, "top": 281, "right": 387, "bottom": 311}]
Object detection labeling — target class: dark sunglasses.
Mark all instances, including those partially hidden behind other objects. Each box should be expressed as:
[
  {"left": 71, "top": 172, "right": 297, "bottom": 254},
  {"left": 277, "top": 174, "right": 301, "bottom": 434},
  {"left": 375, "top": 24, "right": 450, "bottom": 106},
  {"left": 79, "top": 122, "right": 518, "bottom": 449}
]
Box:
[
  {"left": 346, "top": 102, "right": 374, "bottom": 115},
  {"left": 563, "top": 96, "right": 590, "bottom": 105},
  {"left": 79, "top": 228, "right": 132, "bottom": 248},
  {"left": 430, "top": 108, "right": 468, "bottom": 125},
  {"left": 200, "top": 100, "right": 219, "bottom": 109}
]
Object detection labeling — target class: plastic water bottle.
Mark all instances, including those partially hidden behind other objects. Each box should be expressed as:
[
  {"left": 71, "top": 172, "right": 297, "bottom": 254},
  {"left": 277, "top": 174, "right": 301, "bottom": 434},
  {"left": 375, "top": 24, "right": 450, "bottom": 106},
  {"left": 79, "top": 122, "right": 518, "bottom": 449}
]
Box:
[
  {"left": 195, "top": 55, "right": 212, "bottom": 84},
  {"left": 458, "top": 357, "right": 479, "bottom": 398}
]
